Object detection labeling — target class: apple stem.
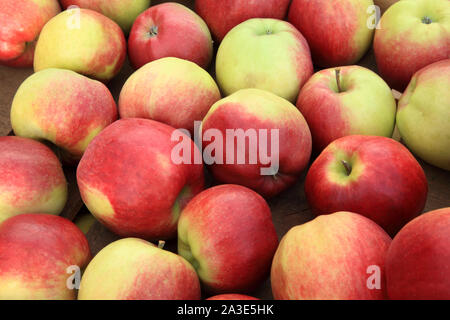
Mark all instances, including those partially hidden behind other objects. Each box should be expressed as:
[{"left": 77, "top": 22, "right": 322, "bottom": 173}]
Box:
[
  {"left": 335, "top": 69, "right": 342, "bottom": 93},
  {"left": 158, "top": 240, "right": 165, "bottom": 249},
  {"left": 341, "top": 160, "right": 352, "bottom": 176}
]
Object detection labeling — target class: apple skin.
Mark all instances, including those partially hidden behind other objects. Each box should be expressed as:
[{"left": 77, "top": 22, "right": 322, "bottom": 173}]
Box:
[
  {"left": 77, "top": 118, "right": 204, "bottom": 241},
  {"left": 34, "top": 8, "right": 126, "bottom": 82},
  {"left": 374, "top": 0, "right": 399, "bottom": 13},
  {"left": 0, "top": 214, "right": 91, "bottom": 300},
  {"left": 296, "top": 65, "right": 397, "bottom": 152},
  {"left": 0, "top": 0, "right": 60, "bottom": 67},
  {"left": 128, "top": 3, "right": 213, "bottom": 70},
  {"left": 216, "top": 18, "right": 313, "bottom": 103},
  {"left": 271, "top": 211, "right": 392, "bottom": 300},
  {"left": 305, "top": 135, "right": 428, "bottom": 235},
  {"left": 207, "top": 294, "right": 259, "bottom": 301},
  {"left": 201, "top": 88, "right": 312, "bottom": 198},
  {"left": 195, "top": 0, "right": 291, "bottom": 41},
  {"left": 119, "top": 57, "right": 221, "bottom": 136},
  {"left": 374, "top": 0, "right": 450, "bottom": 91},
  {"left": 0, "top": 136, "right": 67, "bottom": 224},
  {"left": 11, "top": 68, "right": 118, "bottom": 162},
  {"left": 78, "top": 238, "right": 201, "bottom": 300},
  {"left": 178, "top": 184, "right": 279, "bottom": 294},
  {"left": 396, "top": 59, "right": 450, "bottom": 171},
  {"left": 60, "top": 0, "right": 150, "bottom": 34},
  {"left": 288, "top": 0, "right": 375, "bottom": 67},
  {"left": 386, "top": 207, "right": 450, "bottom": 300}
]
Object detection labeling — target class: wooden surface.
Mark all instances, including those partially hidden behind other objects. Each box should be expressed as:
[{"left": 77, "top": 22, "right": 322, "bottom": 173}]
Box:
[{"left": 0, "top": 0, "right": 449, "bottom": 300}]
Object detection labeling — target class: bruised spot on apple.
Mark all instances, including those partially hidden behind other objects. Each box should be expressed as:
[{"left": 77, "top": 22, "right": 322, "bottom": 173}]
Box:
[
  {"left": 0, "top": 136, "right": 67, "bottom": 224},
  {"left": 0, "top": 214, "right": 91, "bottom": 300},
  {"left": 305, "top": 135, "right": 428, "bottom": 235},
  {"left": 11, "top": 69, "right": 118, "bottom": 162},
  {"left": 77, "top": 118, "right": 204, "bottom": 240}
]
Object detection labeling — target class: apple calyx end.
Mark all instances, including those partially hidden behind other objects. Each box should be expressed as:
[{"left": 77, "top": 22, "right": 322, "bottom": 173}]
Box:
[
  {"left": 421, "top": 16, "right": 433, "bottom": 25},
  {"left": 148, "top": 25, "right": 159, "bottom": 37}
]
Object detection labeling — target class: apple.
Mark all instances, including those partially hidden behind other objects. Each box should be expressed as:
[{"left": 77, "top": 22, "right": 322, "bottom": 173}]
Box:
[
  {"left": 11, "top": 68, "right": 118, "bottom": 162},
  {"left": 201, "top": 88, "right": 312, "bottom": 198},
  {"left": 296, "top": 65, "right": 397, "bottom": 152},
  {"left": 119, "top": 57, "right": 221, "bottom": 136},
  {"left": 396, "top": 59, "right": 450, "bottom": 171},
  {"left": 60, "top": 0, "right": 150, "bottom": 34},
  {"left": 0, "top": 0, "right": 60, "bottom": 67},
  {"left": 34, "top": 8, "right": 126, "bottom": 82},
  {"left": 77, "top": 118, "right": 204, "bottom": 240},
  {"left": 288, "top": 0, "right": 375, "bottom": 67},
  {"left": 305, "top": 135, "right": 428, "bottom": 235},
  {"left": 0, "top": 213, "right": 91, "bottom": 299},
  {"left": 128, "top": 2, "right": 213, "bottom": 70},
  {"left": 207, "top": 294, "right": 259, "bottom": 301},
  {"left": 271, "top": 211, "right": 392, "bottom": 300},
  {"left": 374, "top": 0, "right": 450, "bottom": 91},
  {"left": 386, "top": 207, "right": 450, "bottom": 300},
  {"left": 215, "top": 18, "right": 313, "bottom": 103},
  {"left": 178, "top": 184, "right": 279, "bottom": 294},
  {"left": 374, "top": 0, "right": 399, "bottom": 13},
  {"left": 78, "top": 238, "right": 200, "bottom": 300},
  {"left": 0, "top": 136, "right": 67, "bottom": 224},
  {"left": 195, "top": 0, "right": 291, "bottom": 41}
]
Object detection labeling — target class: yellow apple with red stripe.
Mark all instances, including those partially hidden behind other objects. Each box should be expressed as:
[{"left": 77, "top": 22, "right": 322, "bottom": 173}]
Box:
[
  {"left": 78, "top": 238, "right": 201, "bottom": 300},
  {"left": 271, "top": 212, "right": 392, "bottom": 300},
  {"left": 11, "top": 68, "right": 118, "bottom": 162}
]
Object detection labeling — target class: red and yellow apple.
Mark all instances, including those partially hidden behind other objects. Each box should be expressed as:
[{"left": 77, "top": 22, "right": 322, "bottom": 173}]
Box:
[
  {"left": 0, "top": 136, "right": 67, "bottom": 224},
  {"left": 0, "top": 213, "right": 90, "bottom": 299},
  {"left": 216, "top": 18, "right": 313, "bottom": 103},
  {"left": 296, "top": 65, "right": 397, "bottom": 152},
  {"left": 128, "top": 2, "right": 213, "bottom": 70},
  {"left": 288, "top": 0, "right": 375, "bottom": 67},
  {"left": 386, "top": 207, "right": 450, "bottom": 300},
  {"left": 77, "top": 118, "right": 204, "bottom": 240},
  {"left": 305, "top": 135, "right": 428, "bottom": 235},
  {"left": 60, "top": 0, "right": 150, "bottom": 34},
  {"left": 11, "top": 68, "right": 118, "bottom": 162},
  {"left": 34, "top": 8, "right": 126, "bottom": 82},
  {"left": 78, "top": 238, "right": 201, "bottom": 300},
  {"left": 201, "top": 88, "right": 312, "bottom": 198},
  {"left": 178, "top": 184, "right": 279, "bottom": 294},
  {"left": 374, "top": 0, "right": 450, "bottom": 91},
  {"left": 0, "top": 0, "right": 60, "bottom": 67},
  {"left": 396, "top": 59, "right": 450, "bottom": 171},
  {"left": 207, "top": 294, "right": 259, "bottom": 301},
  {"left": 271, "top": 211, "right": 392, "bottom": 300},
  {"left": 119, "top": 57, "right": 220, "bottom": 136},
  {"left": 195, "top": 0, "right": 291, "bottom": 41}
]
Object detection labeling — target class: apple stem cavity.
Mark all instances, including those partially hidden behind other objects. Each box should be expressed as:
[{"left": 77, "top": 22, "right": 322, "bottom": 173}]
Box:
[
  {"left": 422, "top": 16, "right": 433, "bottom": 24},
  {"left": 335, "top": 69, "right": 342, "bottom": 93},
  {"left": 158, "top": 240, "right": 166, "bottom": 249},
  {"left": 148, "top": 25, "right": 159, "bottom": 37},
  {"left": 341, "top": 160, "right": 352, "bottom": 176}
]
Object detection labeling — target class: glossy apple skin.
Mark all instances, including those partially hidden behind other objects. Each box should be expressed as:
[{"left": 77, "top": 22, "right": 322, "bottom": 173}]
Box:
[
  {"left": 119, "top": 57, "right": 220, "bottom": 136},
  {"left": 0, "top": 136, "right": 67, "bottom": 224},
  {"left": 374, "top": 0, "right": 450, "bottom": 91},
  {"left": 207, "top": 294, "right": 259, "bottom": 300},
  {"left": 216, "top": 18, "right": 313, "bottom": 103},
  {"left": 296, "top": 65, "right": 396, "bottom": 152},
  {"left": 178, "top": 184, "right": 279, "bottom": 294},
  {"left": 305, "top": 135, "right": 428, "bottom": 235},
  {"left": 34, "top": 8, "right": 126, "bottom": 82},
  {"left": 288, "top": 0, "right": 374, "bottom": 67},
  {"left": 386, "top": 208, "right": 450, "bottom": 300},
  {"left": 77, "top": 118, "right": 204, "bottom": 240},
  {"left": 201, "top": 88, "right": 312, "bottom": 198},
  {"left": 78, "top": 238, "right": 201, "bottom": 300},
  {"left": 0, "top": 214, "right": 91, "bottom": 300},
  {"left": 11, "top": 68, "right": 118, "bottom": 161},
  {"left": 60, "top": 0, "right": 150, "bottom": 34},
  {"left": 271, "top": 212, "right": 392, "bottom": 300},
  {"left": 396, "top": 59, "right": 450, "bottom": 171},
  {"left": 0, "top": 0, "right": 60, "bottom": 67},
  {"left": 128, "top": 3, "right": 213, "bottom": 70},
  {"left": 195, "top": 0, "right": 291, "bottom": 41}
]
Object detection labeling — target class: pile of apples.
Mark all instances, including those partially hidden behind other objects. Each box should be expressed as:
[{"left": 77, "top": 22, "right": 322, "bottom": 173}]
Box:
[{"left": 0, "top": 0, "right": 449, "bottom": 300}]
